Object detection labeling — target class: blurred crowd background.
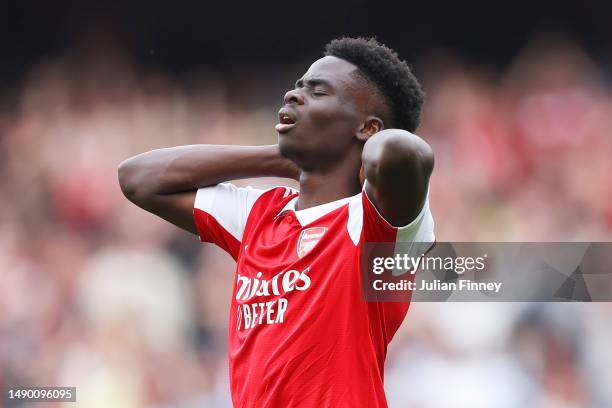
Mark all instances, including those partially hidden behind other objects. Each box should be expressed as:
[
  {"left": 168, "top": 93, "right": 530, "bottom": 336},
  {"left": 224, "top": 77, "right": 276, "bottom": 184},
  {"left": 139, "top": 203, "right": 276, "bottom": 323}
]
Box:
[{"left": 1, "top": 1, "right": 611, "bottom": 407}]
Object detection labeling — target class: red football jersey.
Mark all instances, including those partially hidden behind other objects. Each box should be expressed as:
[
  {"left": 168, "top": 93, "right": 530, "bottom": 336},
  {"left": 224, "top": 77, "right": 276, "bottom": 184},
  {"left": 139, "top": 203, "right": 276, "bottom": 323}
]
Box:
[{"left": 193, "top": 182, "right": 435, "bottom": 407}]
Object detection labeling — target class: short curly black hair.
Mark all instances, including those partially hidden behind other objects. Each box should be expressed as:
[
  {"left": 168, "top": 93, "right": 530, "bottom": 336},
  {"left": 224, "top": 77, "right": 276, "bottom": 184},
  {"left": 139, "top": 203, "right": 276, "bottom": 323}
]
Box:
[{"left": 324, "top": 37, "right": 424, "bottom": 132}]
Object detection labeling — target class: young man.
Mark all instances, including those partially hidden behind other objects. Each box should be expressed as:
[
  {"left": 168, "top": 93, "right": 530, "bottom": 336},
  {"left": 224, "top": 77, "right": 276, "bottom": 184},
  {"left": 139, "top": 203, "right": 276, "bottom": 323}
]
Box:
[{"left": 119, "top": 37, "right": 434, "bottom": 407}]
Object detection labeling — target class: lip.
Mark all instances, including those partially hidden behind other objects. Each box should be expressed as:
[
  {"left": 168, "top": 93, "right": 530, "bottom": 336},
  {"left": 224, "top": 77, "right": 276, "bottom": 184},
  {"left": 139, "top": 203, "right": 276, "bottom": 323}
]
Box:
[
  {"left": 275, "top": 123, "right": 296, "bottom": 133},
  {"left": 276, "top": 107, "right": 297, "bottom": 133}
]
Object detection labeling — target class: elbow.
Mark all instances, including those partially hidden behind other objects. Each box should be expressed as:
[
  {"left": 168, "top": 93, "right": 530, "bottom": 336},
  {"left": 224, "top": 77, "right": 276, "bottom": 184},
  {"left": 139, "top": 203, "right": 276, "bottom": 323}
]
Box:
[
  {"left": 118, "top": 157, "right": 148, "bottom": 200},
  {"left": 377, "top": 130, "right": 435, "bottom": 179},
  {"left": 117, "top": 158, "right": 136, "bottom": 199}
]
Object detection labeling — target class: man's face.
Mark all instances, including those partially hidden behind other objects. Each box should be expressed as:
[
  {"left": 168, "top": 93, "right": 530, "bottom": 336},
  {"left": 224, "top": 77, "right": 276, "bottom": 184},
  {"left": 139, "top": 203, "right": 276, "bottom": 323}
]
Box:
[{"left": 277, "top": 56, "right": 367, "bottom": 169}]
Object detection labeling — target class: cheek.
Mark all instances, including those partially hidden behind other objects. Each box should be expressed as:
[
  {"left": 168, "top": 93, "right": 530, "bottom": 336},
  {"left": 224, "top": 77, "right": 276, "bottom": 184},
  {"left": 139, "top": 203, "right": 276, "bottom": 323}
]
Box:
[{"left": 306, "top": 101, "right": 360, "bottom": 132}]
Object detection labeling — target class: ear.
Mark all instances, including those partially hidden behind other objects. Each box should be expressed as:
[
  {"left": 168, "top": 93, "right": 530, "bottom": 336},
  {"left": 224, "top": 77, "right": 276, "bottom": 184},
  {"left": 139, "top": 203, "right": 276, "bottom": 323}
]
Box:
[{"left": 355, "top": 116, "right": 384, "bottom": 143}]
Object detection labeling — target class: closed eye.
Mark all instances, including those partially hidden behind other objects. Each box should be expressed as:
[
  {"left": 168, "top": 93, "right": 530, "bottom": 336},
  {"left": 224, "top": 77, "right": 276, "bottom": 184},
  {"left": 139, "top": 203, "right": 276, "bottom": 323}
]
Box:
[{"left": 295, "top": 78, "right": 332, "bottom": 96}]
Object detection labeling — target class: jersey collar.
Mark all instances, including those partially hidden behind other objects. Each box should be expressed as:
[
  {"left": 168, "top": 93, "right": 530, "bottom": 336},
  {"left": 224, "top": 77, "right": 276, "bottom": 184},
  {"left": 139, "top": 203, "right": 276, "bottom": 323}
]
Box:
[{"left": 277, "top": 194, "right": 357, "bottom": 226}]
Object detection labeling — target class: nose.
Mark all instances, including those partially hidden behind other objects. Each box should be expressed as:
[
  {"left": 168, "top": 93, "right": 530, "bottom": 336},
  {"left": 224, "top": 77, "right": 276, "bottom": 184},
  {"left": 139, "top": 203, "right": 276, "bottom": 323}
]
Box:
[{"left": 284, "top": 88, "right": 304, "bottom": 105}]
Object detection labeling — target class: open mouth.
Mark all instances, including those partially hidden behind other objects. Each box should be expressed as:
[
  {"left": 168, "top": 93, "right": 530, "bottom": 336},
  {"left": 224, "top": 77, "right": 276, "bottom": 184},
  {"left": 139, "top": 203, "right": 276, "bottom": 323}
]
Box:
[{"left": 276, "top": 109, "right": 297, "bottom": 133}]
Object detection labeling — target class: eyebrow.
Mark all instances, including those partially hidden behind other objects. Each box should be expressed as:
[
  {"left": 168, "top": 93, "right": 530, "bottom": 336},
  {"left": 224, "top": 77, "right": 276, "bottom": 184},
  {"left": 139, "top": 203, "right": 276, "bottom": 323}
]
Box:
[{"left": 295, "top": 77, "right": 333, "bottom": 89}]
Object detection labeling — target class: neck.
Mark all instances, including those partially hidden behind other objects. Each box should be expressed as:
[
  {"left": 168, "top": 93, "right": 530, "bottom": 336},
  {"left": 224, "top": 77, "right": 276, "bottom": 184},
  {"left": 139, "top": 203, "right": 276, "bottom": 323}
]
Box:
[{"left": 295, "top": 145, "right": 362, "bottom": 211}]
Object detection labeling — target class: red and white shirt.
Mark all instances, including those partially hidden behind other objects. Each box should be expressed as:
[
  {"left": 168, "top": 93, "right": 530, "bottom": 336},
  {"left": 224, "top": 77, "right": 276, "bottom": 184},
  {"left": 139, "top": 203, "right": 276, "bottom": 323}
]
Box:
[{"left": 193, "top": 182, "right": 435, "bottom": 407}]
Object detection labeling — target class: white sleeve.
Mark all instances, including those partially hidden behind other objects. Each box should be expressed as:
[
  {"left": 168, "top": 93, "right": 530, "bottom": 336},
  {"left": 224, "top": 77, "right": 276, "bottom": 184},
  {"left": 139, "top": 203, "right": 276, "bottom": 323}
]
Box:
[{"left": 193, "top": 183, "right": 265, "bottom": 257}]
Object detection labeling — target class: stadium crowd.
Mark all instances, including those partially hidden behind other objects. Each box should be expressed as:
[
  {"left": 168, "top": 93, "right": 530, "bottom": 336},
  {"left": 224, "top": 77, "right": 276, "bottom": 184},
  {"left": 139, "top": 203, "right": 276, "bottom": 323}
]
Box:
[{"left": 1, "top": 37, "right": 611, "bottom": 407}]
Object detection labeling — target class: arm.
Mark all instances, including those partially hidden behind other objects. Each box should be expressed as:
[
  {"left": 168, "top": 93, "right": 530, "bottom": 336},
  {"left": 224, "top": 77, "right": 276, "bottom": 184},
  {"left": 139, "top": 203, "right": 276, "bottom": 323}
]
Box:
[
  {"left": 118, "top": 144, "right": 300, "bottom": 234},
  {"left": 362, "top": 129, "right": 434, "bottom": 227}
]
